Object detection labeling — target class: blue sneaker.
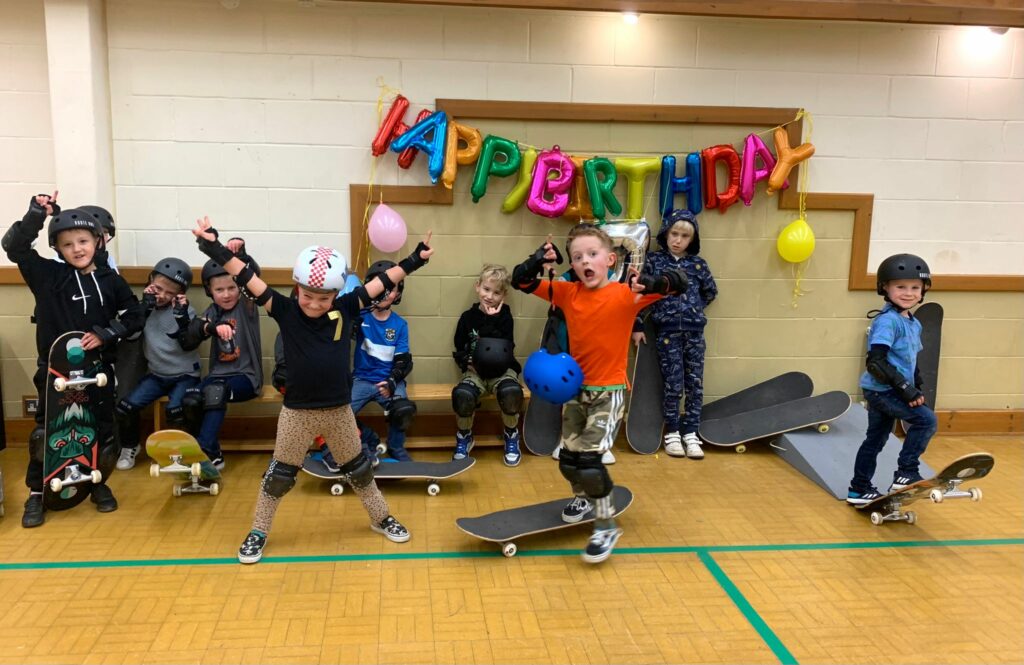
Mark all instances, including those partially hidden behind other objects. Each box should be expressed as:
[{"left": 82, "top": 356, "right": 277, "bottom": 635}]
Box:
[
  {"left": 387, "top": 447, "right": 412, "bottom": 462},
  {"left": 453, "top": 431, "right": 474, "bottom": 461},
  {"left": 503, "top": 429, "right": 521, "bottom": 467},
  {"left": 847, "top": 487, "right": 884, "bottom": 506},
  {"left": 890, "top": 471, "right": 925, "bottom": 492}
]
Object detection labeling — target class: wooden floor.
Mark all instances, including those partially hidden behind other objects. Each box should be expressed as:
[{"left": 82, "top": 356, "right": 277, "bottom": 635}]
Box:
[{"left": 0, "top": 434, "right": 1021, "bottom": 664}]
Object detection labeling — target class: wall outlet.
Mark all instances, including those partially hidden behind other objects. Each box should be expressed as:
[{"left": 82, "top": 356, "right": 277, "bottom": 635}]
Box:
[{"left": 23, "top": 396, "right": 38, "bottom": 416}]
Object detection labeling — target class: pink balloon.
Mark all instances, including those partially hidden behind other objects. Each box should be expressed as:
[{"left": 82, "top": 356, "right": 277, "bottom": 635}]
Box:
[
  {"left": 368, "top": 203, "right": 407, "bottom": 253},
  {"left": 740, "top": 133, "right": 779, "bottom": 206},
  {"left": 527, "top": 146, "right": 576, "bottom": 218}
]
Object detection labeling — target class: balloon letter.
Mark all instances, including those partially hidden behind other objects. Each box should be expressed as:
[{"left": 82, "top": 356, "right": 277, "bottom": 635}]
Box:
[
  {"left": 390, "top": 110, "right": 447, "bottom": 184},
  {"left": 527, "top": 146, "right": 575, "bottom": 218},
  {"left": 371, "top": 94, "right": 410, "bottom": 156},
  {"left": 740, "top": 133, "right": 779, "bottom": 206},
  {"left": 659, "top": 153, "right": 703, "bottom": 217},
  {"left": 441, "top": 121, "right": 483, "bottom": 190},
  {"left": 500, "top": 147, "right": 537, "bottom": 213},
  {"left": 471, "top": 135, "right": 521, "bottom": 203},
  {"left": 583, "top": 157, "right": 621, "bottom": 220},
  {"left": 701, "top": 145, "right": 741, "bottom": 214},
  {"left": 614, "top": 157, "right": 661, "bottom": 220},
  {"left": 562, "top": 155, "right": 595, "bottom": 221},
  {"left": 768, "top": 127, "right": 815, "bottom": 195},
  {"left": 396, "top": 109, "right": 431, "bottom": 169}
]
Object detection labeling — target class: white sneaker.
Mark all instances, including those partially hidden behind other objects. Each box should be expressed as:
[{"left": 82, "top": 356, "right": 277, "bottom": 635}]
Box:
[
  {"left": 116, "top": 445, "right": 140, "bottom": 470},
  {"left": 551, "top": 444, "right": 562, "bottom": 460},
  {"left": 601, "top": 449, "right": 616, "bottom": 465},
  {"left": 683, "top": 433, "right": 704, "bottom": 460},
  {"left": 663, "top": 432, "right": 685, "bottom": 457}
]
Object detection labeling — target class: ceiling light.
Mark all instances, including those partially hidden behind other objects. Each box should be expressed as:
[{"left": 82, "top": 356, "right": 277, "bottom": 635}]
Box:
[{"left": 622, "top": 12, "right": 639, "bottom": 25}]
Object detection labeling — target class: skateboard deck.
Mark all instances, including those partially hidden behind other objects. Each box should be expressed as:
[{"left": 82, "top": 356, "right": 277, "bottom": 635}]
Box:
[
  {"left": 303, "top": 455, "right": 474, "bottom": 496},
  {"left": 626, "top": 316, "right": 664, "bottom": 454},
  {"left": 914, "top": 302, "right": 943, "bottom": 410},
  {"left": 145, "top": 429, "right": 221, "bottom": 497},
  {"left": 701, "top": 372, "right": 814, "bottom": 422},
  {"left": 522, "top": 308, "right": 566, "bottom": 456},
  {"left": 858, "top": 452, "right": 994, "bottom": 525},
  {"left": 699, "top": 391, "right": 852, "bottom": 451},
  {"left": 456, "top": 485, "right": 633, "bottom": 557},
  {"left": 43, "top": 331, "right": 111, "bottom": 510}
]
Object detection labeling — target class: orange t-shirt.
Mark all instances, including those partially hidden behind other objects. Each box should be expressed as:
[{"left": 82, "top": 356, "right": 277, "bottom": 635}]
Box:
[{"left": 536, "top": 280, "right": 661, "bottom": 389}]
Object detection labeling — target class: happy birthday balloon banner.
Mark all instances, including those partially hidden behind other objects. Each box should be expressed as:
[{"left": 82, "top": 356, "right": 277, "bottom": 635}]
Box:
[{"left": 371, "top": 95, "right": 815, "bottom": 221}]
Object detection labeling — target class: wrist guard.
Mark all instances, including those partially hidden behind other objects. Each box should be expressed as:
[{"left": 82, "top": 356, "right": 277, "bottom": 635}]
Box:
[
  {"left": 142, "top": 292, "right": 158, "bottom": 314},
  {"left": 92, "top": 320, "right": 129, "bottom": 346},
  {"left": 398, "top": 241, "right": 431, "bottom": 275},
  {"left": 196, "top": 227, "right": 234, "bottom": 264}
]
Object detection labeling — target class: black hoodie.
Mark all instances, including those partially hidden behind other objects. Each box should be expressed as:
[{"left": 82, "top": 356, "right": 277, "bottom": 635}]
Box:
[{"left": 4, "top": 199, "right": 144, "bottom": 366}]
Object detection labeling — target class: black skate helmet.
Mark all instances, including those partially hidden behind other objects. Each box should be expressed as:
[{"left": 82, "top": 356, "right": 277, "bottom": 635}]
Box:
[
  {"left": 365, "top": 259, "right": 403, "bottom": 306},
  {"left": 151, "top": 257, "right": 193, "bottom": 291},
  {"left": 47, "top": 207, "right": 103, "bottom": 249},
  {"left": 876, "top": 254, "right": 931, "bottom": 296},
  {"left": 201, "top": 258, "right": 230, "bottom": 296},
  {"left": 78, "top": 205, "right": 115, "bottom": 239},
  {"left": 472, "top": 337, "right": 515, "bottom": 380}
]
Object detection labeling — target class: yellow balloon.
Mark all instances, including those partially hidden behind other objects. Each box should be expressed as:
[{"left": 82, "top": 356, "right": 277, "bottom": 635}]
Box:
[
  {"left": 777, "top": 217, "right": 815, "bottom": 263},
  {"left": 501, "top": 147, "right": 537, "bottom": 214}
]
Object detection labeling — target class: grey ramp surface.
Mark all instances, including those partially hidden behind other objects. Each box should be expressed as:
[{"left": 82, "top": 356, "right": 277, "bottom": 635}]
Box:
[
  {"left": 374, "top": 457, "right": 475, "bottom": 479},
  {"left": 774, "top": 402, "right": 935, "bottom": 500},
  {"left": 699, "top": 391, "right": 851, "bottom": 446},
  {"left": 626, "top": 316, "right": 665, "bottom": 454},
  {"left": 701, "top": 372, "right": 814, "bottom": 422},
  {"left": 457, "top": 486, "right": 633, "bottom": 542}
]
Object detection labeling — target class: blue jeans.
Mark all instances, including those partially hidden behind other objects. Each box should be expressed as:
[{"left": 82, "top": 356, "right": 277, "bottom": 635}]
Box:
[
  {"left": 126, "top": 373, "right": 200, "bottom": 411},
  {"left": 350, "top": 378, "right": 407, "bottom": 453},
  {"left": 850, "top": 388, "right": 937, "bottom": 492},
  {"left": 196, "top": 374, "right": 257, "bottom": 458}
]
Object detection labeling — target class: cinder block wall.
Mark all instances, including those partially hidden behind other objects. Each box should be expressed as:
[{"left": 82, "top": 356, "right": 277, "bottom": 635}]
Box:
[{"left": 1, "top": 0, "right": 1022, "bottom": 424}]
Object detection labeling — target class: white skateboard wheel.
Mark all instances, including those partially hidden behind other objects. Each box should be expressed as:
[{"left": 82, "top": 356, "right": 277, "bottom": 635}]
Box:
[
  {"left": 427, "top": 483, "right": 440, "bottom": 496},
  {"left": 50, "top": 477, "right": 64, "bottom": 493},
  {"left": 502, "top": 542, "right": 517, "bottom": 557},
  {"left": 330, "top": 483, "right": 345, "bottom": 496},
  {"left": 906, "top": 511, "right": 917, "bottom": 525},
  {"left": 90, "top": 470, "right": 102, "bottom": 484},
  {"left": 53, "top": 377, "right": 67, "bottom": 392},
  {"left": 95, "top": 372, "right": 108, "bottom": 387},
  {"left": 210, "top": 483, "right": 220, "bottom": 496},
  {"left": 172, "top": 485, "right": 182, "bottom": 497},
  {"left": 150, "top": 464, "right": 160, "bottom": 478},
  {"left": 870, "top": 512, "right": 884, "bottom": 526},
  {"left": 969, "top": 487, "right": 982, "bottom": 502},
  {"left": 929, "top": 489, "right": 944, "bottom": 503}
]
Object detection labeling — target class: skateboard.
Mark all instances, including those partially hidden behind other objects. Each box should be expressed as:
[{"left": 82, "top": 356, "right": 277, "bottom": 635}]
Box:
[
  {"left": 43, "top": 331, "right": 110, "bottom": 510},
  {"left": 900, "top": 302, "right": 943, "bottom": 433},
  {"left": 303, "top": 455, "right": 474, "bottom": 496},
  {"left": 522, "top": 308, "right": 567, "bottom": 456},
  {"left": 700, "top": 371, "right": 814, "bottom": 422},
  {"left": 626, "top": 315, "right": 664, "bottom": 454},
  {"left": 858, "top": 452, "right": 994, "bottom": 525},
  {"left": 145, "top": 429, "right": 221, "bottom": 496},
  {"left": 457, "top": 485, "right": 633, "bottom": 557},
  {"left": 699, "top": 391, "right": 851, "bottom": 453}
]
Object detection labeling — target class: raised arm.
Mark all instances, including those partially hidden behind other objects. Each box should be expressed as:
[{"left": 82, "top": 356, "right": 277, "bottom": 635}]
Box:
[
  {"left": 192, "top": 216, "right": 273, "bottom": 312},
  {"left": 362, "top": 231, "right": 434, "bottom": 304}
]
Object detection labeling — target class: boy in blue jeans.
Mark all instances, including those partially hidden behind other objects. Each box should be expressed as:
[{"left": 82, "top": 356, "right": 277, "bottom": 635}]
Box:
[
  {"left": 115, "top": 257, "right": 202, "bottom": 469},
  {"left": 847, "top": 254, "right": 938, "bottom": 505}
]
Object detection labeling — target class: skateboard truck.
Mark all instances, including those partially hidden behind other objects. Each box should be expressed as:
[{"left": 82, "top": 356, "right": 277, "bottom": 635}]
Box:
[
  {"left": 328, "top": 480, "right": 442, "bottom": 496},
  {"left": 49, "top": 464, "right": 102, "bottom": 493},
  {"left": 869, "top": 478, "right": 983, "bottom": 526},
  {"left": 149, "top": 455, "right": 220, "bottom": 497},
  {"left": 52, "top": 369, "right": 108, "bottom": 392}
]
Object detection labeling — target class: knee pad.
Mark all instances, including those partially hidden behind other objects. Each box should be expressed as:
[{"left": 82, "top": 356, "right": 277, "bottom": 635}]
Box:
[
  {"left": 202, "top": 381, "right": 229, "bottom": 412},
  {"left": 495, "top": 379, "right": 524, "bottom": 416},
  {"left": 576, "top": 451, "right": 613, "bottom": 499},
  {"left": 558, "top": 449, "right": 582, "bottom": 487},
  {"left": 386, "top": 398, "right": 417, "bottom": 432},
  {"left": 181, "top": 388, "right": 203, "bottom": 432},
  {"left": 261, "top": 458, "right": 299, "bottom": 499},
  {"left": 165, "top": 405, "right": 185, "bottom": 429},
  {"left": 29, "top": 426, "right": 45, "bottom": 463},
  {"left": 338, "top": 451, "right": 374, "bottom": 489},
  {"left": 451, "top": 382, "right": 480, "bottom": 418}
]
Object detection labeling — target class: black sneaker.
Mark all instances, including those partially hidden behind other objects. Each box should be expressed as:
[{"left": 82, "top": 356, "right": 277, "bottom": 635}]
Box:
[
  {"left": 90, "top": 484, "right": 119, "bottom": 513},
  {"left": 211, "top": 457, "right": 226, "bottom": 471},
  {"left": 371, "top": 515, "right": 410, "bottom": 543},
  {"left": 582, "top": 527, "right": 623, "bottom": 564},
  {"left": 561, "top": 496, "right": 592, "bottom": 524},
  {"left": 387, "top": 447, "right": 413, "bottom": 462},
  {"left": 846, "top": 487, "right": 884, "bottom": 506},
  {"left": 22, "top": 493, "right": 45, "bottom": 528},
  {"left": 890, "top": 472, "right": 925, "bottom": 492},
  {"left": 238, "top": 530, "right": 267, "bottom": 564}
]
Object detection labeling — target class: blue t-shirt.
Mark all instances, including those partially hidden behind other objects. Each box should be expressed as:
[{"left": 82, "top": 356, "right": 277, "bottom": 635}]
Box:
[
  {"left": 353, "top": 310, "right": 410, "bottom": 384},
  {"left": 859, "top": 305, "right": 923, "bottom": 392}
]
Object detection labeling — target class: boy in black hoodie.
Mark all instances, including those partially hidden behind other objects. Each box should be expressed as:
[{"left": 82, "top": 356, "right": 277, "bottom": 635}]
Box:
[{"left": 3, "top": 193, "right": 144, "bottom": 527}]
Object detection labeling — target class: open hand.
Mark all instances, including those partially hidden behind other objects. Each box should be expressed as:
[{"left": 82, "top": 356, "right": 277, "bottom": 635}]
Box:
[
  {"left": 80, "top": 332, "right": 102, "bottom": 350},
  {"left": 226, "top": 238, "right": 244, "bottom": 254},
  {"left": 375, "top": 381, "right": 393, "bottom": 399},
  {"left": 192, "top": 216, "right": 217, "bottom": 242}
]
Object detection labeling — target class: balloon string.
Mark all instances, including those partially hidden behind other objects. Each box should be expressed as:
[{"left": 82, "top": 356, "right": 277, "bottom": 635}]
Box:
[
  {"left": 790, "top": 109, "right": 813, "bottom": 308},
  {"left": 361, "top": 80, "right": 403, "bottom": 273},
  {"left": 790, "top": 260, "right": 808, "bottom": 308}
]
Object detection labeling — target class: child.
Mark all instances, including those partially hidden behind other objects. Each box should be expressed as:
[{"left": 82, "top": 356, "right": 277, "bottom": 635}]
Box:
[
  {"left": 114, "top": 257, "right": 202, "bottom": 469},
  {"left": 3, "top": 194, "right": 144, "bottom": 527},
  {"left": 512, "top": 224, "right": 687, "bottom": 562},
  {"left": 847, "top": 254, "right": 938, "bottom": 505},
  {"left": 178, "top": 240, "right": 263, "bottom": 468},
  {"left": 190, "top": 216, "right": 432, "bottom": 564},
  {"left": 632, "top": 209, "right": 717, "bottom": 459},
  {"left": 451, "top": 264, "right": 524, "bottom": 467},
  {"left": 350, "top": 260, "right": 416, "bottom": 462}
]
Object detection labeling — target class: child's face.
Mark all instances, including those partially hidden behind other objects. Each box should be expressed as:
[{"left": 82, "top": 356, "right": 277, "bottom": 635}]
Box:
[
  {"left": 208, "top": 275, "right": 240, "bottom": 310},
  {"left": 475, "top": 277, "right": 505, "bottom": 310},
  {"left": 56, "top": 229, "right": 98, "bottom": 271},
  {"left": 148, "top": 275, "right": 183, "bottom": 308},
  {"left": 568, "top": 235, "right": 615, "bottom": 289},
  {"left": 296, "top": 285, "right": 335, "bottom": 319},
  {"left": 666, "top": 221, "right": 694, "bottom": 257},
  {"left": 884, "top": 279, "right": 924, "bottom": 309}
]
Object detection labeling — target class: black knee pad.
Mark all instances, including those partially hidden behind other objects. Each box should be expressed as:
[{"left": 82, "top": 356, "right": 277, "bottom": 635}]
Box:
[
  {"left": 576, "top": 451, "right": 613, "bottom": 499},
  {"left": 338, "top": 451, "right": 374, "bottom": 489},
  {"left": 115, "top": 398, "right": 141, "bottom": 447},
  {"left": 261, "top": 458, "right": 299, "bottom": 499},
  {"left": 181, "top": 388, "right": 203, "bottom": 433},
  {"left": 495, "top": 379, "right": 524, "bottom": 416},
  {"left": 451, "top": 382, "right": 480, "bottom": 418},
  {"left": 386, "top": 398, "right": 417, "bottom": 432},
  {"left": 29, "top": 426, "right": 45, "bottom": 463},
  {"left": 202, "top": 381, "right": 229, "bottom": 411},
  {"left": 165, "top": 405, "right": 185, "bottom": 429},
  {"left": 558, "top": 449, "right": 582, "bottom": 486}
]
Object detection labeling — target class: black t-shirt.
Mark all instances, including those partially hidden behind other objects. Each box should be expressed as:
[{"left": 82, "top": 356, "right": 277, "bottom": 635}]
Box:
[{"left": 269, "top": 288, "right": 363, "bottom": 409}]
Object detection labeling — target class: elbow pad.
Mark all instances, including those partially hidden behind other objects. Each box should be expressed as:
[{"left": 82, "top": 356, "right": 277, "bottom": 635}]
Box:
[
  {"left": 391, "top": 352, "right": 413, "bottom": 383},
  {"left": 866, "top": 347, "right": 921, "bottom": 402}
]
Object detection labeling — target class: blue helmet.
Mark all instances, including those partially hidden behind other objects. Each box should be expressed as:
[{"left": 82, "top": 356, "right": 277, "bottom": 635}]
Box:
[{"left": 523, "top": 348, "right": 583, "bottom": 405}]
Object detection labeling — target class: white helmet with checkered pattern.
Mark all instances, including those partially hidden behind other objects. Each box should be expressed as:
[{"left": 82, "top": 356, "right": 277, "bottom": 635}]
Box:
[{"left": 293, "top": 245, "right": 347, "bottom": 292}]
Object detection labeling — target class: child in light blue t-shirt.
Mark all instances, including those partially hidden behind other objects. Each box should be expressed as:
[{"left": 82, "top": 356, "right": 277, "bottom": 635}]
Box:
[{"left": 847, "top": 253, "right": 938, "bottom": 505}]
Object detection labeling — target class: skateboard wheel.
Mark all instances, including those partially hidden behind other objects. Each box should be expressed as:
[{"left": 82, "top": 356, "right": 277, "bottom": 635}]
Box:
[
  {"left": 209, "top": 483, "right": 220, "bottom": 496},
  {"left": 172, "top": 485, "right": 182, "bottom": 497},
  {"left": 50, "top": 477, "right": 64, "bottom": 493},
  {"left": 929, "top": 489, "right": 944, "bottom": 504},
  {"left": 90, "top": 470, "right": 102, "bottom": 484},
  {"left": 735, "top": 445, "right": 746, "bottom": 454},
  {"left": 330, "top": 483, "right": 345, "bottom": 496},
  {"left": 502, "top": 542, "right": 517, "bottom": 557},
  {"left": 53, "top": 377, "right": 67, "bottom": 392},
  {"left": 870, "top": 511, "right": 884, "bottom": 526},
  {"left": 375, "top": 443, "right": 387, "bottom": 455},
  {"left": 969, "top": 487, "right": 982, "bottom": 502},
  {"left": 95, "top": 372, "right": 108, "bottom": 387},
  {"left": 906, "top": 511, "right": 917, "bottom": 525},
  {"left": 190, "top": 462, "right": 202, "bottom": 478},
  {"left": 150, "top": 463, "right": 160, "bottom": 478},
  {"left": 817, "top": 424, "right": 830, "bottom": 433},
  {"left": 427, "top": 483, "right": 441, "bottom": 496}
]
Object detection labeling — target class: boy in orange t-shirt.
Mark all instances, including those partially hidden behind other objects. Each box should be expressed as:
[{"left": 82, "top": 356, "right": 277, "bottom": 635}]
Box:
[{"left": 512, "top": 223, "right": 688, "bottom": 563}]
